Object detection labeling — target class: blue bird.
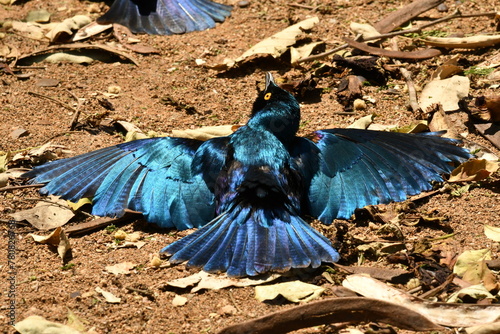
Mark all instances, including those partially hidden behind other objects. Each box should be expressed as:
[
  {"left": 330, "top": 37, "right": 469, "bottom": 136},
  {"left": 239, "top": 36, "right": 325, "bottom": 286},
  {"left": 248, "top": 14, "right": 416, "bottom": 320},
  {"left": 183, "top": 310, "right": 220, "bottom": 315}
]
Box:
[
  {"left": 97, "top": 0, "right": 232, "bottom": 35},
  {"left": 23, "top": 73, "right": 471, "bottom": 277}
]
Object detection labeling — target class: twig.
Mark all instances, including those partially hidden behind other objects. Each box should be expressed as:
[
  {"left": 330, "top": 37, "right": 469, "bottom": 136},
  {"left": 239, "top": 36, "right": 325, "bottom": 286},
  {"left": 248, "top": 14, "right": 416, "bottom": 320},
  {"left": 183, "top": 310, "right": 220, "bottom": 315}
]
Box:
[
  {"left": 0, "top": 184, "right": 44, "bottom": 192},
  {"left": 27, "top": 91, "right": 77, "bottom": 113},
  {"left": 419, "top": 273, "right": 456, "bottom": 299},
  {"left": 390, "top": 38, "right": 421, "bottom": 113},
  {"left": 287, "top": 3, "right": 316, "bottom": 10},
  {"left": 298, "top": 9, "right": 496, "bottom": 63},
  {"left": 66, "top": 89, "right": 82, "bottom": 130}
]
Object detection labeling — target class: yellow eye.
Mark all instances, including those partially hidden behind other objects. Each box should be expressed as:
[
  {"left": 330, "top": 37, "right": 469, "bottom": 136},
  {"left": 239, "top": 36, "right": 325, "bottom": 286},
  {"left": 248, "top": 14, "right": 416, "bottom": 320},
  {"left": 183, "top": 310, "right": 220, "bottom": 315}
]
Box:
[{"left": 264, "top": 92, "right": 272, "bottom": 100}]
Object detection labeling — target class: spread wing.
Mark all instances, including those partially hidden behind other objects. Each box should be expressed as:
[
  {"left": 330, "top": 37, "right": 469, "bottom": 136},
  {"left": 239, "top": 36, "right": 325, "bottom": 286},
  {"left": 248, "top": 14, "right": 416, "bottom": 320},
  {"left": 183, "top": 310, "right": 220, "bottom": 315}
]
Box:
[
  {"left": 97, "top": 0, "right": 232, "bottom": 35},
  {"left": 23, "top": 137, "right": 222, "bottom": 229},
  {"left": 306, "top": 129, "right": 472, "bottom": 223}
]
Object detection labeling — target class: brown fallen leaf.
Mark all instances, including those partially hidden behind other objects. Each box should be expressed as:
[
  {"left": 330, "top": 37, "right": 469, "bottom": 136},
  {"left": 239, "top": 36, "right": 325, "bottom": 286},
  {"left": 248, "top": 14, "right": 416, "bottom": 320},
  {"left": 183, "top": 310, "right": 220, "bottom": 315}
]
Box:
[
  {"left": 10, "top": 196, "right": 75, "bottom": 230},
  {"left": 105, "top": 262, "right": 136, "bottom": 275},
  {"left": 16, "top": 43, "right": 139, "bottom": 66},
  {"left": 30, "top": 226, "right": 71, "bottom": 260},
  {"left": 72, "top": 21, "right": 113, "bottom": 42},
  {"left": 344, "top": 37, "right": 441, "bottom": 59},
  {"left": 334, "top": 263, "right": 411, "bottom": 283},
  {"left": 374, "top": 0, "right": 445, "bottom": 34},
  {"left": 448, "top": 159, "right": 499, "bottom": 182},
  {"left": 113, "top": 24, "right": 160, "bottom": 54},
  {"left": 218, "top": 297, "right": 441, "bottom": 334},
  {"left": 423, "top": 34, "right": 500, "bottom": 49}
]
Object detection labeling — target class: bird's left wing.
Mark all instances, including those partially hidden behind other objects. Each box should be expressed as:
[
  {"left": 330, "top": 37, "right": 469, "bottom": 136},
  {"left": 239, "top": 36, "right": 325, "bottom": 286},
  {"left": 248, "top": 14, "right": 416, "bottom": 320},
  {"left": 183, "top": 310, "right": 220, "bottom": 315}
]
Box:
[
  {"left": 23, "top": 137, "right": 218, "bottom": 229},
  {"left": 306, "top": 129, "right": 472, "bottom": 224}
]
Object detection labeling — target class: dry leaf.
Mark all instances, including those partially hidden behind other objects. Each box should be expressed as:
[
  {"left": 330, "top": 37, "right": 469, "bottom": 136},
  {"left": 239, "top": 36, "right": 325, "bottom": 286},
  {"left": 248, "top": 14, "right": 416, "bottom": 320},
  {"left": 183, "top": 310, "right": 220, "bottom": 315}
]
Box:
[
  {"left": 14, "top": 315, "right": 81, "bottom": 334},
  {"left": 448, "top": 159, "right": 499, "bottom": 182},
  {"left": 212, "top": 17, "right": 319, "bottom": 69},
  {"left": 105, "top": 262, "right": 136, "bottom": 275},
  {"left": 11, "top": 197, "right": 74, "bottom": 230},
  {"left": 484, "top": 225, "right": 500, "bottom": 242},
  {"left": 447, "top": 284, "right": 496, "bottom": 303},
  {"left": 167, "top": 271, "right": 280, "bottom": 292},
  {"left": 419, "top": 75, "right": 470, "bottom": 112},
  {"left": 172, "top": 125, "right": 237, "bottom": 141},
  {"left": 454, "top": 249, "right": 493, "bottom": 277},
  {"left": 423, "top": 34, "right": 500, "bottom": 49},
  {"left": 347, "top": 115, "right": 374, "bottom": 129},
  {"left": 465, "top": 321, "right": 500, "bottom": 334},
  {"left": 17, "top": 43, "right": 139, "bottom": 66},
  {"left": 73, "top": 21, "right": 113, "bottom": 42},
  {"left": 344, "top": 37, "right": 441, "bottom": 60},
  {"left": 172, "top": 294, "right": 188, "bottom": 307},
  {"left": 290, "top": 41, "right": 324, "bottom": 64},
  {"left": 350, "top": 22, "right": 381, "bottom": 40},
  {"left": 255, "top": 281, "right": 325, "bottom": 303},
  {"left": 95, "top": 287, "right": 121, "bottom": 303},
  {"left": 30, "top": 227, "right": 71, "bottom": 260},
  {"left": 46, "top": 15, "right": 92, "bottom": 43}
]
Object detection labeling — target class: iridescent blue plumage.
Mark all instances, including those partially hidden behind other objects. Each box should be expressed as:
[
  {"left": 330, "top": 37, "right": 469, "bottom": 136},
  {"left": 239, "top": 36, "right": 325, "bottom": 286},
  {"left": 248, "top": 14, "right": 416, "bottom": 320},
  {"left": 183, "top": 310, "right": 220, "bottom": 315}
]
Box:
[
  {"left": 23, "top": 72, "right": 471, "bottom": 277},
  {"left": 97, "top": 0, "right": 232, "bottom": 35}
]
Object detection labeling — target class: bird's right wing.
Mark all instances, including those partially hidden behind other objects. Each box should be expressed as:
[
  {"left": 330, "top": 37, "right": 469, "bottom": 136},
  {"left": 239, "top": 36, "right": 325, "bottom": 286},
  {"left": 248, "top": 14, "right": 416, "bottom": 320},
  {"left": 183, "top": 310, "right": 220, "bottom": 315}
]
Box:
[
  {"left": 97, "top": 0, "right": 232, "bottom": 35},
  {"left": 23, "top": 137, "right": 220, "bottom": 230},
  {"left": 306, "top": 129, "right": 472, "bottom": 224}
]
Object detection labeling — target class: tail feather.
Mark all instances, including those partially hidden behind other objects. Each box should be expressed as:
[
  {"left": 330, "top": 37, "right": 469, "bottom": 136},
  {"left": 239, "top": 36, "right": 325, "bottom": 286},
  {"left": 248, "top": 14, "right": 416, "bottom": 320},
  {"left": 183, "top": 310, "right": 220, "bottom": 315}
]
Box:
[{"left": 162, "top": 206, "right": 339, "bottom": 277}]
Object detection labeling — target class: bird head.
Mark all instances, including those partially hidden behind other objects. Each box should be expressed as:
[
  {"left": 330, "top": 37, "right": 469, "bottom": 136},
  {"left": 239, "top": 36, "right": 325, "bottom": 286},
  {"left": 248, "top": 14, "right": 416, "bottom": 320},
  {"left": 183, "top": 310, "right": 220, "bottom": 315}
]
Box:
[{"left": 249, "top": 73, "right": 301, "bottom": 142}]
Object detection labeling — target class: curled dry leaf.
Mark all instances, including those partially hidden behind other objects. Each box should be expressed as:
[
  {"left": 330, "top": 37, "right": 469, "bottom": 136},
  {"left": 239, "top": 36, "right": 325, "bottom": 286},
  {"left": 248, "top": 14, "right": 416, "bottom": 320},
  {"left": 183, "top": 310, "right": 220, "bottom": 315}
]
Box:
[
  {"left": 30, "top": 226, "right": 71, "bottom": 260},
  {"left": 255, "top": 281, "right": 325, "bottom": 303},
  {"left": 448, "top": 159, "right": 499, "bottom": 182},
  {"left": 447, "top": 284, "right": 496, "bottom": 303},
  {"left": 16, "top": 43, "right": 139, "bottom": 66},
  {"left": 212, "top": 17, "right": 319, "bottom": 70},
  {"left": 14, "top": 315, "right": 81, "bottom": 334},
  {"left": 46, "top": 15, "right": 92, "bottom": 43},
  {"left": 423, "top": 34, "right": 500, "bottom": 49},
  {"left": 484, "top": 225, "right": 500, "bottom": 242},
  {"left": 73, "top": 21, "right": 113, "bottom": 42},
  {"left": 95, "top": 287, "right": 121, "bottom": 303},
  {"left": 167, "top": 271, "right": 280, "bottom": 293},
  {"left": 343, "top": 274, "right": 500, "bottom": 327},
  {"left": 172, "top": 125, "right": 238, "bottom": 141},
  {"left": 350, "top": 22, "right": 381, "bottom": 40}
]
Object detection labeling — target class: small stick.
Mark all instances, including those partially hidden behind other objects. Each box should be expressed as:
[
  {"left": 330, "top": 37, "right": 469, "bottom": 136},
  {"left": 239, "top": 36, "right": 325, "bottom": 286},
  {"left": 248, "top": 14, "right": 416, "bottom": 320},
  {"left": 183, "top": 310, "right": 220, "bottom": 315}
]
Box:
[
  {"left": 27, "top": 91, "right": 77, "bottom": 113},
  {"left": 390, "top": 38, "right": 421, "bottom": 113},
  {"left": 287, "top": 3, "right": 316, "bottom": 10},
  {"left": 0, "top": 184, "right": 44, "bottom": 192},
  {"left": 66, "top": 89, "right": 82, "bottom": 130}
]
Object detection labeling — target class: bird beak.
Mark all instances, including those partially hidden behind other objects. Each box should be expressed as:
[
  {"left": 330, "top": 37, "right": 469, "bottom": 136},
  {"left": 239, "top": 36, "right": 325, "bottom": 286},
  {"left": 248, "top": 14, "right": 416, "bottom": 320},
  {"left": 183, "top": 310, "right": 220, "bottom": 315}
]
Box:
[{"left": 265, "top": 72, "right": 275, "bottom": 90}]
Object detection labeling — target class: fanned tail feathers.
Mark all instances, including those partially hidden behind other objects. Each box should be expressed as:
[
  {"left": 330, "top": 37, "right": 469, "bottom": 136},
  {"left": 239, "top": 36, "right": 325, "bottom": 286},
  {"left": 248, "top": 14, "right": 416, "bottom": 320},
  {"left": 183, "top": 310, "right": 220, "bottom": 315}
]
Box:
[{"left": 162, "top": 205, "right": 339, "bottom": 277}]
